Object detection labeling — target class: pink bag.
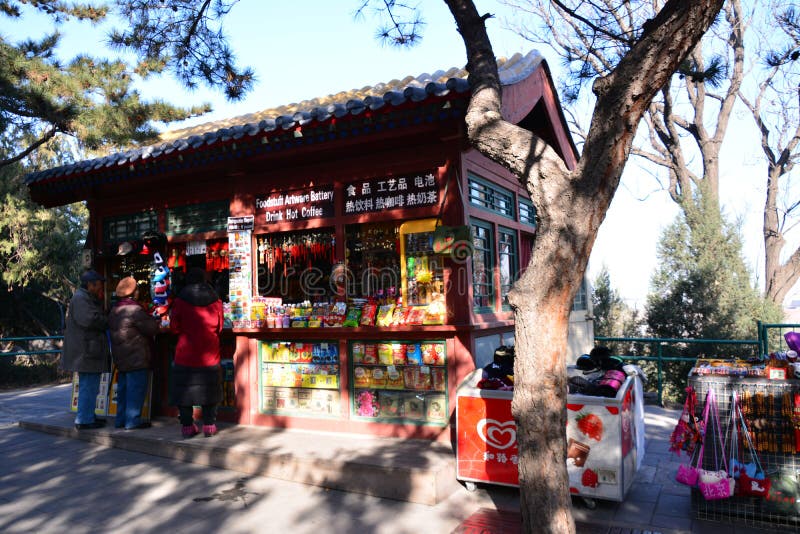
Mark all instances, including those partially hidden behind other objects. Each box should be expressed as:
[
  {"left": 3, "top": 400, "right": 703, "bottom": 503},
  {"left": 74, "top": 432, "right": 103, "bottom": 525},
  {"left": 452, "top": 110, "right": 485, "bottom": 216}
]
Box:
[
  {"left": 699, "top": 469, "right": 735, "bottom": 500},
  {"left": 697, "top": 388, "right": 733, "bottom": 500},
  {"left": 676, "top": 463, "right": 699, "bottom": 486},
  {"left": 675, "top": 391, "right": 711, "bottom": 487}
]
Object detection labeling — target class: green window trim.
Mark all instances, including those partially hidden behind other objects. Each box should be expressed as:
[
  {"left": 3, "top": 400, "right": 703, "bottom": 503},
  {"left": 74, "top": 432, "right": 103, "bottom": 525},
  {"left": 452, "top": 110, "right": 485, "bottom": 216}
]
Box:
[
  {"left": 103, "top": 211, "right": 158, "bottom": 243},
  {"left": 468, "top": 173, "right": 515, "bottom": 219},
  {"left": 498, "top": 227, "right": 518, "bottom": 311},
  {"left": 471, "top": 218, "right": 495, "bottom": 313},
  {"left": 519, "top": 199, "right": 537, "bottom": 227},
  {"left": 166, "top": 200, "right": 230, "bottom": 236},
  {"left": 572, "top": 278, "right": 588, "bottom": 312}
]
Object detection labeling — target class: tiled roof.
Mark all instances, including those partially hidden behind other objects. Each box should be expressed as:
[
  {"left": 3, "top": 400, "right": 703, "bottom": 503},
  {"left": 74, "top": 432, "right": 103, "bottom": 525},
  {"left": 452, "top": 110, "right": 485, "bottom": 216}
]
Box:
[{"left": 25, "top": 51, "right": 543, "bottom": 188}]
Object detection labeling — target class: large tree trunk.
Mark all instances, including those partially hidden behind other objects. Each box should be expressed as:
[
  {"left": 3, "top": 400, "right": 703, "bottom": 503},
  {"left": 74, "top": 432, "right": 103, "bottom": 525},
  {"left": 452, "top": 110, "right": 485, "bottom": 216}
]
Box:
[
  {"left": 445, "top": 1, "right": 724, "bottom": 532},
  {"left": 764, "top": 162, "right": 800, "bottom": 305}
]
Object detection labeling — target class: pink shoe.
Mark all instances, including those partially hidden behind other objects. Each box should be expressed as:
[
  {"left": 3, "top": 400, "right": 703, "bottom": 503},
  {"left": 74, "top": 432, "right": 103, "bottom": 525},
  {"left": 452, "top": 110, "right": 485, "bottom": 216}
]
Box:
[
  {"left": 202, "top": 424, "right": 217, "bottom": 437},
  {"left": 181, "top": 424, "right": 199, "bottom": 438}
]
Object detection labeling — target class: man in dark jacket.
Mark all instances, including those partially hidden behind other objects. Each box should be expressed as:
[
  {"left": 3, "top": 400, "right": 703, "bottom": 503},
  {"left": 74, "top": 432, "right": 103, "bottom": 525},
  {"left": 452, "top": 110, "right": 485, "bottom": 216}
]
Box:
[
  {"left": 109, "top": 277, "right": 159, "bottom": 430},
  {"left": 62, "top": 269, "right": 109, "bottom": 429}
]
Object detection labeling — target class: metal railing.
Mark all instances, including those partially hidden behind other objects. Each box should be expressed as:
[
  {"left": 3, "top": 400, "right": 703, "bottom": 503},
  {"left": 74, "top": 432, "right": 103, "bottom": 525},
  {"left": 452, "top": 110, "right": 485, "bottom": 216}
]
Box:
[
  {"left": 594, "top": 336, "right": 761, "bottom": 406},
  {"left": 757, "top": 322, "right": 800, "bottom": 355},
  {"left": 0, "top": 336, "right": 63, "bottom": 357}
]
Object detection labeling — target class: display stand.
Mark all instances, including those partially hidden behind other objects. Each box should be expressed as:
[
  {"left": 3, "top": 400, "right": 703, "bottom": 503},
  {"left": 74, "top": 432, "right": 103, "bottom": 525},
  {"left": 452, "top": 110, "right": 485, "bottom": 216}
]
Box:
[{"left": 689, "top": 375, "right": 800, "bottom": 529}]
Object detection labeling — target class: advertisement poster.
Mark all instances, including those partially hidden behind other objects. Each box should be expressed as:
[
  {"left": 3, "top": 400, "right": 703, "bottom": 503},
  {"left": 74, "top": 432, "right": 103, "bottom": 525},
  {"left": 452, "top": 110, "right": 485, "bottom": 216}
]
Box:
[
  {"left": 456, "top": 395, "right": 519, "bottom": 486},
  {"left": 70, "top": 369, "right": 153, "bottom": 421},
  {"left": 566, "top": 402, "right": 626, "bottom": 500},
  {"left": 228, "top": 216, "right": 254, "bottom": 327}
]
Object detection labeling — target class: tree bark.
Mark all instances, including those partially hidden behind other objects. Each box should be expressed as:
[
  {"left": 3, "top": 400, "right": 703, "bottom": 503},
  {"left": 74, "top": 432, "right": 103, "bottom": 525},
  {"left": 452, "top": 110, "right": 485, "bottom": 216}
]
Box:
[{"left": 445, "top": 1, "right": 724, "bottom": 532}]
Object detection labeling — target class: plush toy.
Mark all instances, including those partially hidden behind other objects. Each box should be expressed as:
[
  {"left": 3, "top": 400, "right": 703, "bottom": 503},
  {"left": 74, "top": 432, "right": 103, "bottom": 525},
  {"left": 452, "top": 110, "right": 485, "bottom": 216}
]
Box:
[{"left": 150, "top": 252, "right": 171, "bottom": 325}]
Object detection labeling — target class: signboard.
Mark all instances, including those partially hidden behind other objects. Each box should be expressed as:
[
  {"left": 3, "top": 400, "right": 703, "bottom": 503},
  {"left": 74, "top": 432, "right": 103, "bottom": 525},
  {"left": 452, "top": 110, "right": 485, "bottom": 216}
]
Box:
[
  {"left": 227, "top": 215, "right": 255, "bottom": 232},
  {"left": 344, "top": 171, "right": 439, "bottom": 215},
  {"left": 456, "top": 395, "right": 520, "bottom": 487},
  {"left": 70, "top": 369, "right": 153, "bottom": 422},
  {"left": 228, "top": 222, "right": 253, "bottom": 327},
  {"left": 255, "top": 187, "right": 335, "bottom": 224},
  {"left": 186, "top": 240, "right": 207, "bottom": 256}
]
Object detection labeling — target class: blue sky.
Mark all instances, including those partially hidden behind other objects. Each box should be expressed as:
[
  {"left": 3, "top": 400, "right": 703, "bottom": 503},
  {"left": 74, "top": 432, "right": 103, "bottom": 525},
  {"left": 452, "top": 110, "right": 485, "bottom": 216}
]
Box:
[{"left": 7, "top": 0, "right": 799, "bottom": 309}]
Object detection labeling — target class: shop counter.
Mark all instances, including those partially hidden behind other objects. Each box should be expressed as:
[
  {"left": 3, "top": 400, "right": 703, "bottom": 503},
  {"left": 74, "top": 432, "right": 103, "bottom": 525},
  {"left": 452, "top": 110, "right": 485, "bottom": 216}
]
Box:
[{"left": 455, "top": 367, "right": 645, "bottom": 503}]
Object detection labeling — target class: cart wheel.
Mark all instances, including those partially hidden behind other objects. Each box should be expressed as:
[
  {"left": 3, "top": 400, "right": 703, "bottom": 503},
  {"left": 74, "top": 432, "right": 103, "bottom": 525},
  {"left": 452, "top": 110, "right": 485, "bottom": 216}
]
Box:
[
  {"left": 581, "top": 497, "right": 597, "bottom": 510},
  {"left": 465, "top": 481, "right": 477, "bottom": 492}
]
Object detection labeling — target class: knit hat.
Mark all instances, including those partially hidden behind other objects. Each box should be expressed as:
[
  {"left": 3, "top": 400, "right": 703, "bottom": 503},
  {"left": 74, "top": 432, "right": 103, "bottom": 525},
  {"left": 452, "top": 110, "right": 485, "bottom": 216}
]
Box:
[
  {"left": 115, "top": 277, "right": 137, "bottom": 298},
  {"left": 80, "top": 270, "right": 105, "bottom": 283}
]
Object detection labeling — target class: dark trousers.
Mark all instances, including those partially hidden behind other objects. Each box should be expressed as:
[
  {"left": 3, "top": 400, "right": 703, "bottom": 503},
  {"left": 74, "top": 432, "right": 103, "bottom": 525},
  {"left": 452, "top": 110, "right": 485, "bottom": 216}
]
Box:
[{"left": 178, "top": 404, "right": 217, "bottom": 426}]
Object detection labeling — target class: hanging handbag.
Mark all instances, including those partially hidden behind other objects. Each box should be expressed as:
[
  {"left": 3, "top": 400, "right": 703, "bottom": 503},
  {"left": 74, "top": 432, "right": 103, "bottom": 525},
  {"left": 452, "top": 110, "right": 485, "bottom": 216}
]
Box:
[
  {"left": 670, "top": 386, "right": 703, "bottom": 455},
  {"left": 730, "top": 391, "right": 771, "bottom": 498},
  {"left": 697, "top": 388, "right": 735, "bottom": 500},
  {"left": 675, "top": 390, "right": 711, "bottom": 487}
]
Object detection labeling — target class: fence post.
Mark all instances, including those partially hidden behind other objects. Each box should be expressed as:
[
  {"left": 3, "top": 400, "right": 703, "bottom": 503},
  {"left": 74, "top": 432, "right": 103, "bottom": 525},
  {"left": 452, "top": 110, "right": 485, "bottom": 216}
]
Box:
[{"left": 657, "top": 343, "right": 664, "bottom": 406}]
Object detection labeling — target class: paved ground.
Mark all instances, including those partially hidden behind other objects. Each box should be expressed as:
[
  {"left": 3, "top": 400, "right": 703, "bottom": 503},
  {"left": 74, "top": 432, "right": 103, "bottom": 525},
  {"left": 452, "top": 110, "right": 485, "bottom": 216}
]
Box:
[{"left": 0, "top": 384, "right": 788, "bottom": 533}]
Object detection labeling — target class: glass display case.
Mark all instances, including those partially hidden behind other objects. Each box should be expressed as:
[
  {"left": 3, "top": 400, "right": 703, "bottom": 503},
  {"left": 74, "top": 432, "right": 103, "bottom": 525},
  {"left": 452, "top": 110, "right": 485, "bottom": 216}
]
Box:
[
  {"left": 350, "top": 340, "right": 448, "bottom": 425},
  {"left": 259, "top": 340, "right": 341, "bottom": 417},
  {"left": 255, "top": 228, "right": 336, "bottom": 301},
  {"left": 399, "top": 219, "right": 445, "bottom": 324}
]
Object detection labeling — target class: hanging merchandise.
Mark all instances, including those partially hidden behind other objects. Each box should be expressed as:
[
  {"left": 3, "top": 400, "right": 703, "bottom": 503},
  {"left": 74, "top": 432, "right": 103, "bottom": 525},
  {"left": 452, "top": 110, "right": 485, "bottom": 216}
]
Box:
[
  {"left": 167, "top": 245, "right": 187, "bottom": 273},
  {"left": 675, "top": 391, "right": 711, "bottom": 487},
  {"left": 670, "top": 386, "right": 704, "bottom": 456},
  {"left": 728, "top": 391, "right": 771, "bottom": 498},
  {"left": 696, "top": 388, "right": 734, "bottom": 501},
  {"left": 150, "top": 251, "right": 171, "bottom": 327}
]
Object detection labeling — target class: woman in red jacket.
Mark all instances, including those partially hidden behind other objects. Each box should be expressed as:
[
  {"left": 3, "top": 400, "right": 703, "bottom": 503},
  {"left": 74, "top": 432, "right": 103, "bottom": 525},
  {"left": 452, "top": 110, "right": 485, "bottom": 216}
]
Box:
[{"left": 170, "top": 267, "right": 223, "bottom": 438}]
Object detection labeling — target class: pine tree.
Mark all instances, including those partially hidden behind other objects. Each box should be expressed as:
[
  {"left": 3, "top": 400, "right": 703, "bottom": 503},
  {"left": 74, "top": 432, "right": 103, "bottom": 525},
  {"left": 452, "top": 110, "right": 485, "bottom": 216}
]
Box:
[{"left": 645, "top": 204, "right": 783, "bottom": 401}]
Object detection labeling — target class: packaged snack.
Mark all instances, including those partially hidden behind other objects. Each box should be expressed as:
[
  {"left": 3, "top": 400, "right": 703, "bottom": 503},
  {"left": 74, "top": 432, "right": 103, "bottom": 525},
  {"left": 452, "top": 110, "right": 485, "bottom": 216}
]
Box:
[
  {"left": 425, "top": 394, "right": 447, "bottom": 422},
  {"left": 261, "top": 343, "right": 275, "bottom": 362},
  {"left": 423, "top": 294, "right": 446, "bottom": 325},
  {"left": 391, "top": 306, "right": 408, "bottom": 326},
  {"left": 342, "top": 306, "right": 362, "bottom": 327},
  {"left": 375, "top": 304, "right": 395, "bottom": 327},
  {"left": 403, "top": 394, "right": 425, "bottom": 420},
  {"left": 355, "top": 389, "right": 379, "bottom": 417},
  {"left": 431, "top": 367, "right": 446, "bottom": 391},
  {"left": 360, "top": 303, "right": 378, "bottom": 326},
  {"left": 370, "top": 366, "right": 387, "bottom": 388},
  {"left": 386, "top": 366, "right": 404, "bottom": 389},
  {"left": 324, "top": 314, "right": 344, "bottom": 328},
  {"left": 391, "top": 343, "right": 407, "bottom": 365},
  {"left": 379, "top": 391, "right": 403, "bottom": 418},
  {"left": 307, "top": 317, "right": 322, "bottom": 328},
  {"left": 353, "top": 366, "right": 370, "bottom": 388},
  {"left": 403, "top": 366, "right": 417, "bottom": 389},
  {"left": 333, "top": 301, "right": 347, "bottom": 315},
  {"left": 406, "top": 344, "right": 422, "bottom": 365},
  {"left": 415, "top": 366, "right": 432, "bottom": 390},
  {"left": 421, "top": 343, "right": 445, "bottom": 365},
  {"left": 351, "top": 342, "right": 366, "bottom": 364},
  {"left": 377, "top": 343, "right": 394, "bottom": 365},
  {"left": 363, "top": 344, "right": 378, "bottom": 364},
  {"left": 405, "top": 305, "right": 427, "bottom": 325},
  {"left": 294, "top": 343, "right": 313, "bottom": 363}
]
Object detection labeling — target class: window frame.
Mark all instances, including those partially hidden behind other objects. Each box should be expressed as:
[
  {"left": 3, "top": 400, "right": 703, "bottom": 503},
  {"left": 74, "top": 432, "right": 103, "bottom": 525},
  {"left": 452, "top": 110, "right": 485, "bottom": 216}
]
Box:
[
  {"left": 103, "top": 210, "right": 158, "bottom": 243},
  {"left": 498, "top": 226, "right": 518, "bottom": 311},
  {"left": 470, "top": 218, "right": 495, "bottom": 314},
  {"left": 467, "top": 173, "right": 515, "bottom": 220}
]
